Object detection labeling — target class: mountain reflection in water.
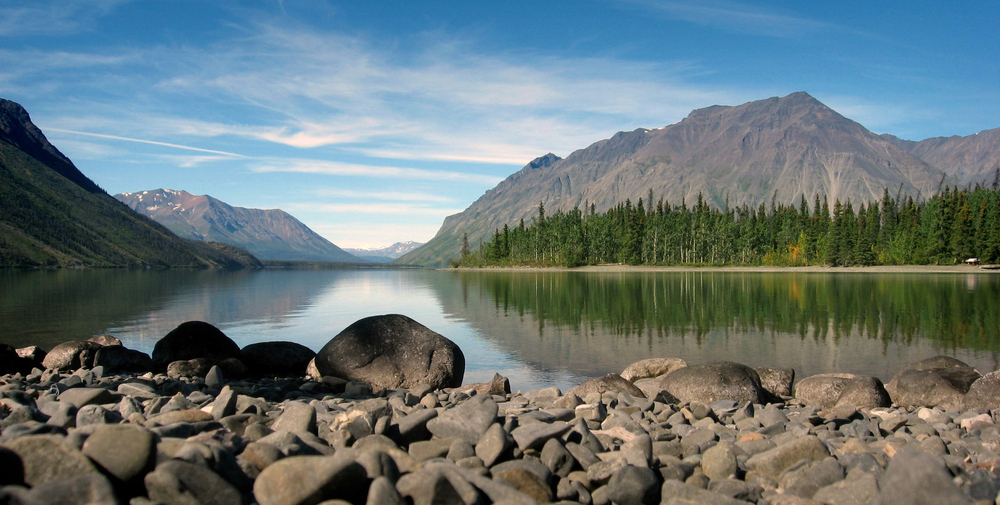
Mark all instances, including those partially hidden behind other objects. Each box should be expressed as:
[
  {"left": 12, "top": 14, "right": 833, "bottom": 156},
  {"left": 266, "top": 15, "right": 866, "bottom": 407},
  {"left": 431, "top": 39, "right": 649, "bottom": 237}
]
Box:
[{"left": 1, "top": 269, "right": 998, "bottom": 392}]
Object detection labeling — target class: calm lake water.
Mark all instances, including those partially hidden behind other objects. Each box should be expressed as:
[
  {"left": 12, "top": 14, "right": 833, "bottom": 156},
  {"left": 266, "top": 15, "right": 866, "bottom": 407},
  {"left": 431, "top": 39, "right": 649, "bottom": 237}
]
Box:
[{"left": 2, "top": 268, "right": 999, "bottom": 392}]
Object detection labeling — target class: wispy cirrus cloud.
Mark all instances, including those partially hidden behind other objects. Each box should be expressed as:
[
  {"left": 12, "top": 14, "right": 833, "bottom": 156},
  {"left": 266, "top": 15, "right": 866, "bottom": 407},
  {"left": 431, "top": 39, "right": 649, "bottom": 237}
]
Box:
[
  {"left": 47, "top": 128, "right": 247, "bottom": 158},
  {"left": 253, "top": 159, "right": 504, "bottom": 184},
  {"left": 0, "top": 0, "right": 132, "bottom": 37},
  {"left": 311, "top": 188, "right": 455, "bottom": 203},
  {"left": 285, "top": 202, "right": 465, "bottom": 217},
  {"left": 619, "top": 0, "right": 835, "bottom": 38}
]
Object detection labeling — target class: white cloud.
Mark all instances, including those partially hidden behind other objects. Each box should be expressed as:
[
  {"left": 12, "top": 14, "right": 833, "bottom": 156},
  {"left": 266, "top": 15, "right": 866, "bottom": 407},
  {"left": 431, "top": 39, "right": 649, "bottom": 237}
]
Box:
[
  {"left": 309, "top": 222, "right": 442, "bottom": 249},
  {"left": 46, "top": 128, "right": 247, "bottom": 157},
  {"left": 286, "top": 202, "right": 465, "bottom": 217},
  {"left": 311, "top": 188, "right": 455, "bottom": 203},
  {"left": 0, "top": 0, "right": 131, "bottom": 37},
  {"left": 620, "top": 0, "right": 835, "bottom": 38},
  {"left": 253, "top": 159, "right": 504, "bottom": 184}
]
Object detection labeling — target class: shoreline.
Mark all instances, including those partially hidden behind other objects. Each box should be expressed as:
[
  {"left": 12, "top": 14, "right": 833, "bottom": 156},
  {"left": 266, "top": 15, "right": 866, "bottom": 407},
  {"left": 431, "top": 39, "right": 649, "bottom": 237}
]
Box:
[{"left": 447, "top": 264, "right": 999, "bottom": 274}]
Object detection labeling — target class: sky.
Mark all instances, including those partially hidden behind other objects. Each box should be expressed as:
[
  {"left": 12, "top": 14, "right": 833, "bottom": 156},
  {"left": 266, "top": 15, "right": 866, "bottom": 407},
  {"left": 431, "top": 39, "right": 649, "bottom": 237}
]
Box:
[{"left": 1, "top": 1, "right": 997, "bottom": 249}]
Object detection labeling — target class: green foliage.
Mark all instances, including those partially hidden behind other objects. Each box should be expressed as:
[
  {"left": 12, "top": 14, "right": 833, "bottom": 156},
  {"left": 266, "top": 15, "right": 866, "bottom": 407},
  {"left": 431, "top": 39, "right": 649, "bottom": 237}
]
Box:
[{"left": 454, "top": 186, "right": 1000, "bottom": 268}]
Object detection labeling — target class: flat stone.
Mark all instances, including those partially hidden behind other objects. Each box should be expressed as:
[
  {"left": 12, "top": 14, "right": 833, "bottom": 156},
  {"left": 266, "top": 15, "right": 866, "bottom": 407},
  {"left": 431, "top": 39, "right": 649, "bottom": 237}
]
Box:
[
  {"left": 426, "top": 394, "right": 498, "bottom": 446},
  {"left": 397, "top": 464, "right": 483, "bottom": 505},
  {"left": 511, "top": 421, "right": 572, "bottom": 452},
  {"left": 17, "top": 474, "right": 119, "bottom": 505},
  {"left": 540, "top": 438, "right": 575, "bottom": 477},
  {"left": 813, "top": 471, "right": 879, "bottom": 505},
  {"left": 76, "top": 404, "right": 122, "bottom": 426},
  {"left": 57, "top": 387, "right": 115, "bottom": 408},
  {"left": 145, "top": 409, "right": 214, "bottom": 426},
  {"left": 253, "top": 455, "right": 369, "bottom": 505},
  {"left": 745, "top": 435, "right": 830, "bottom": 480},
  {"left": 81, "top": 424, "right": 155, "bottom": 483},
  {"left": 660, "top": 480, "right": 751, "bottom": 505},
  {"left": 388, "top": 408, "right": 438, "bottom": 446}
]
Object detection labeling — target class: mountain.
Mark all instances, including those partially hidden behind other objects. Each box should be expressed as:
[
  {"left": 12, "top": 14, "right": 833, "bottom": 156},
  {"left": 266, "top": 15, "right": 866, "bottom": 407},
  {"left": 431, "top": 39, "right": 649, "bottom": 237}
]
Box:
[
  {"left": 343, "top": 241, "right": 424, "bottom": 263},
  {"left": 0, "top": 98, "right": 260, "bottom": 268},
  {"left": 116, "top": 189, "right": 361, "bottom": 263},
  {"left": 881, "top": 128, "right": 1000, "bottom": 188},
  {"left": 398, "top": 92, "right": 950, "bottom": 266}
]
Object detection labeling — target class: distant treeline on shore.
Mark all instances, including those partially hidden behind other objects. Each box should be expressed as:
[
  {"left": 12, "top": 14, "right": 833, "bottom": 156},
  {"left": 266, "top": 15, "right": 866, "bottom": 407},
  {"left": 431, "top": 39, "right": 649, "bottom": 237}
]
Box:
[{"left": 455, "top": 186, "right": 1000, "bottom": 267}]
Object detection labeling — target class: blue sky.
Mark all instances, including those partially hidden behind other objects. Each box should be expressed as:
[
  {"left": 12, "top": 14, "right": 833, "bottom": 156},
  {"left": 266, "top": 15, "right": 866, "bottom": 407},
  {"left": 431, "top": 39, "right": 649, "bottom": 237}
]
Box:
[{"left": 1, "top": 1, "right": 997, "bottom": 248}]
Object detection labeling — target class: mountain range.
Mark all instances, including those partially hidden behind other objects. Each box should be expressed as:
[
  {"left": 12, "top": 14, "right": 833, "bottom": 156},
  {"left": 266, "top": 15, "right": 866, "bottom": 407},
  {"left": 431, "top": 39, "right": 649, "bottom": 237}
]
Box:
[
  {"left": 398, "top": 92, "right": 998, "bottom": 266},
  {"left": 0, "top": 98, "right": 259, "bottom": 268},
  {"left": 343, "top": 242, "right": 424, "bottom": 263},
  {"left": 116, "top": 189, "right": 361, "bottom": 263}
]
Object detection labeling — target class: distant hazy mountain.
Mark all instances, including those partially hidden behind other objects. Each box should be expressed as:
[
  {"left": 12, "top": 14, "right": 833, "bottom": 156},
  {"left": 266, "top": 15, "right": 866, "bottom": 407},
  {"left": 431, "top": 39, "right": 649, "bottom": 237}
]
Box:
[
  {"left": 116, "top": 189, "right": 361, "bottom": 263},
  {"left": 0, "top": 98, "right": 260, "bottom": 268},
  {"left": 881, "top": 128, "right": 1000, "bottom": 188},
  {"left": 343, "top": 241, "right": 424, "bottom": 263},
  {"left": 398, "top": 92, "right": 953, "bottom": 266}
]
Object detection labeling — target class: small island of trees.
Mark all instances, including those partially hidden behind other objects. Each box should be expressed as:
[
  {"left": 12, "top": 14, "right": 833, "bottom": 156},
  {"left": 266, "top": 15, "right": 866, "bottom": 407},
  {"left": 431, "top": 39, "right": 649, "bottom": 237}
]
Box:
[{"left": 453, "top": 186, "right": 1000, "bottom": 268}]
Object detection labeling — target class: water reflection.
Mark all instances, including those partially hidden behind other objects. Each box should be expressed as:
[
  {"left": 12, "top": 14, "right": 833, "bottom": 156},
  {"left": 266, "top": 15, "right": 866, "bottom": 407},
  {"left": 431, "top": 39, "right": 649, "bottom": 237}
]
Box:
[
  {"left": 439, "top": 271, "right": 1000, "bottom": 384},
  {"left": 2, "top": 269, "right": 999, "bottom": 392}
]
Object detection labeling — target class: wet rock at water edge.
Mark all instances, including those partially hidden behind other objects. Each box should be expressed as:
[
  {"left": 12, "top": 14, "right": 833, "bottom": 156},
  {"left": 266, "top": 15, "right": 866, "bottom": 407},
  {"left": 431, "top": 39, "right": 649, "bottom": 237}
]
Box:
[{"left": 152, "top": 320, "right": 242, "bottom": 372}]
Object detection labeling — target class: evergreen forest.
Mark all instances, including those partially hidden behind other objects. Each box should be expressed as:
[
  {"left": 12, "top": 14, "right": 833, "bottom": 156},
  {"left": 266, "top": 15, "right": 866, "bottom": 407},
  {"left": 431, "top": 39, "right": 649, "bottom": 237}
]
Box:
[{"left": 454, "top": 186, "right": 1000, "bottom": 267}]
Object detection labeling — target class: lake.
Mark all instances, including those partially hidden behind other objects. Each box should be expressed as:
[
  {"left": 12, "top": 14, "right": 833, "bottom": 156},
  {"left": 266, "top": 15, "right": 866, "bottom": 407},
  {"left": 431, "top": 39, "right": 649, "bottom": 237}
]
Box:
[{"left": 2, "top": 268, "right": 998, "bottom": 392}]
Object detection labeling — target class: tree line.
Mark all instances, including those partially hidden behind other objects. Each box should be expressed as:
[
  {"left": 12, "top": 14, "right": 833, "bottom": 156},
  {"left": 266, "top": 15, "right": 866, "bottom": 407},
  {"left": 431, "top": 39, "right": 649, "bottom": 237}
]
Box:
[{"left": 454, "top": 186, "right": 1000, "bottom": 267}]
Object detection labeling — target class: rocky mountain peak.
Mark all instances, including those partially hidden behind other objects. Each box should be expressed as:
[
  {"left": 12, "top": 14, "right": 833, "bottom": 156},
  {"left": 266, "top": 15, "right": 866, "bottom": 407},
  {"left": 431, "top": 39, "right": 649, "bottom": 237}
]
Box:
[{"left": 0, "top": 98, "right": 103, "bottom": 194}]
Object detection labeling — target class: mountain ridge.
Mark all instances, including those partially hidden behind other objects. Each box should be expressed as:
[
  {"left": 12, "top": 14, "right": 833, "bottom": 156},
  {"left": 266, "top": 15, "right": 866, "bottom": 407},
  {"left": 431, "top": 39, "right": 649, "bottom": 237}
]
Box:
[
  {"left": 116, "top": 189, "right": 361, "bottom": 263},
  {"left": 0, "top": 98, "right": 260, "bottom": 268},
  {"left": 398, "top": 92, "right": 981, "bottom": 266}
]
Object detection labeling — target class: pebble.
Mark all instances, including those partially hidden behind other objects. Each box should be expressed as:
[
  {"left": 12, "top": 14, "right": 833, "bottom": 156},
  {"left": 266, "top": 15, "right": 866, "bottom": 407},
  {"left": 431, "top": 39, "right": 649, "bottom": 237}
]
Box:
[{"left": 2, "top": 357, "right": 1000, "bottom": 505}]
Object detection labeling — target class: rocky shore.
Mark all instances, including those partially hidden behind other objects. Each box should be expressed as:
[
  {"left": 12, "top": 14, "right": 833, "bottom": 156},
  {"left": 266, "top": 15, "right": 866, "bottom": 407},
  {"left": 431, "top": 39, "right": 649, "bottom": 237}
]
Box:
[{"left": 3, "top": 315, "right": 1000, "bottom": 505}]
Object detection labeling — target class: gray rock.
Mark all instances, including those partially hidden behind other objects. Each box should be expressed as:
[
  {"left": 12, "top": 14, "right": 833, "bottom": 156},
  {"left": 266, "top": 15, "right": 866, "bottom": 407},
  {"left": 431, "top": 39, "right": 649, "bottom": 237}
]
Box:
[
  {"left": 314, "top": 314, "right": 465, "bottom": 390},
  {"left": 701, "top": 441, "right": 740, "bottom": 480},
  {"left": 779, "top": 457, "right": 844, "bottom": 498},
  {"left": 272, "top": 401, "right": 317, "bottom": 435},
  {"left": 117, "top": 381, "right": 160, "bottom": 399},
  {"left": 81, "top": 424, "right": 155, "bottom": 483},
  {"left": 493, "top": 467, "right": 553, "bottom": 503},
  {"left": 152, "top": 321, "right": 242, "bottom": 372},
  {"left": 867, "top": 447, "right": 972, "bottom": 505},
  {"left": 476, "top": 422, "right": 514, "bottom": 467},
  {"left": 408, "top": 439, "right": 452, "bottom": 462},
  {"left": 57, "top": 387, "right": 115, "bottom": 408},
  {"left": 659, "top": 362, "right": 768, "bottom": 404},
  {"left": 605, "top": 465, "right": 660, "bottom": 505},
  {"left": 146, "top": 459, "right": 243, "bottom": 505},
  {"left": 1, "top": 434, "right": 98, "bottom": 486},
  {"left": 757, "top": 367, "right": 795, "bottom": 397},
  {"left": 793, "top": 373, "right": 856, "bottom": 408},
  {"left": 397, "top": 464, "right": 484, "bottom": 505},
  {"left": 660, "top": 480, "right": 751, "bottom": 505},
  {"left": 834, "top": 376, "right": 891, "bottom": 409},
  {"left": 167, "top": 357, "right": 217, "bottom": 379},
  {"left": 890, "top": 367, "right": 980, "bottom": 408},
  {"left": 511, "top": 420, "right": 572, "bottom": 452},
  {"left": 211, "top": 386, "right": 239, "bottom": 421},
  {"left": 205, "top": 365, "right": 225, "bottom": 388},
  {"left": 76, "top": 404, "right": 121, "bottom": 426},
  {"left": 41, "top": 340, "right": 103, "bottom": 371},
  {"left": 963, "top": 370, "right": 1000, "bottom": 410},
  {"left": 253, "top": 454, "right": 368, "bottom": 505},
  {"left": 813, "top": 471, "right": 879, "bottom": 505},
  {"left": 426, "top": 394, "right": 498, "bottom": 445},
  {"left": 367, "top": 475, "right": 406, "bottom": 505},
  {"left": 93, "top": 345, "right": 152, "bottom": 373},
  {"left": 744, "top": 435, "right": 830, "bottom": 480},
  {"left": 540, "top": 438, "right": 575, "bottom": 477},
  {"left": 388, "top": 408, "right": 438, "bottom": 446},
  {"left": 464, "top": 372, "right": 512, "bottom": 396},
  {"left": 567, "top": 373, "right": 647, "bottom": 399},
  {"left": 89, "top": 335, "right": 122, "bottom": 346},
  {"left": 620, "top": 358, "right": 687, "bottom": 382},
  {"left": 17, "top": 474, "right": 119, "bottom": 505}
]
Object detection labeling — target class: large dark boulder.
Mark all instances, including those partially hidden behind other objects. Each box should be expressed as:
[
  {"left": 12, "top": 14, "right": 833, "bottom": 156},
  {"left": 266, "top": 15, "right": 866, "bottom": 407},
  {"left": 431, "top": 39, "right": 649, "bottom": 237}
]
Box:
[
  {"left": 885, "top": 356, "right": 972, "bottom": 397},
  {"left": 240, "top": 342, "right": 316, "bottom": 377},
  {"left": 151, "top": 321, "right": 241, "bottom": 372},
  {"left": 93, "top": 346, "right": 153, "bottom": 374},
  {"left": 41, "top": 341, "right": 104, "bottom": 371},
  {"left": 890, "top": 367, "right": 980, "bottom": 409},
  {"left": 795, "top": 373, "right": 890, "bottom": 409},
  {"left": 314, "top": 314, "right": 465, "bottom": 390},
  {"left": 658, "top": 362, "right": 770, "bottom": 404}
]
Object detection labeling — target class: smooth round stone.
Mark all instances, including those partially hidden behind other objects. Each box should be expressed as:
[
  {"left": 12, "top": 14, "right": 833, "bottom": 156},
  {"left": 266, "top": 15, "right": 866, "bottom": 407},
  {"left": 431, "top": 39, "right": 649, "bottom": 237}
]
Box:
[
  {"left": 253, "top": 455, "right": 369, "bottom": 505},
  {"left": 700, "top": 441, "right": 739, "bottom": 480},
  {"left": 606, "top": 465, "right": 661, "bottom": 505},
  {"left": 57, "top": 387, "right": 115, "bottom": 408},
  {"left": 1, "top": 434, "right": 99, "bottom": 486},
  {"left": 81, "top": 424, "right": 155, "bottom": 482}
]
